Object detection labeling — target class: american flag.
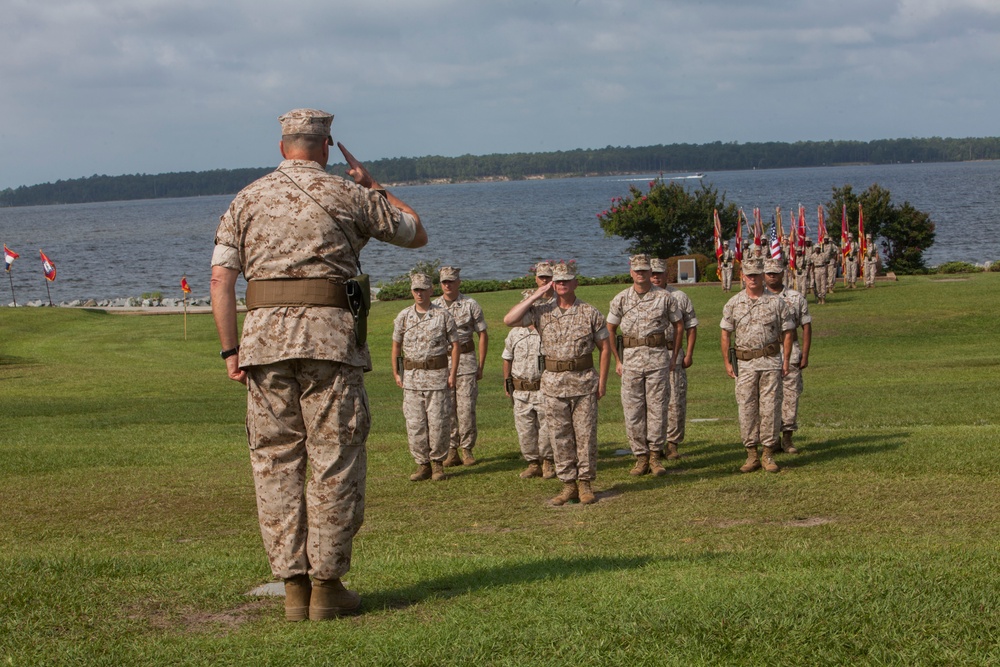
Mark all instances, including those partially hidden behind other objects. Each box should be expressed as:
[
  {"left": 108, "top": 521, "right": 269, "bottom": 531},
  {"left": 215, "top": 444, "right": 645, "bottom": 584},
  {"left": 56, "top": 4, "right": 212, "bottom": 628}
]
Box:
[{"left": 769, "top": 218, "right": 782, "bottom": 259}]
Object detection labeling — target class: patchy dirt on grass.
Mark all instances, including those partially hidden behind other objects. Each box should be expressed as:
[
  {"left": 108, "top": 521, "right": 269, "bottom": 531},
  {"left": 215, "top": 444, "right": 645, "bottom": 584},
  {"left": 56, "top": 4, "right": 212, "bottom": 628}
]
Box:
[
  {"left": 700, "top": 516, "right": 835, "bottom": 528},
  {"left": 131, "top": 598, "right": 273, "bottom": 634}
]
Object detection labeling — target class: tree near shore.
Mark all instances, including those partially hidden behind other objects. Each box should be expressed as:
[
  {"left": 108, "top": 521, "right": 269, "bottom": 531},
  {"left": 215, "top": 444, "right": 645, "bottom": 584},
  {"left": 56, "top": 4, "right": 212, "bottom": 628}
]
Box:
[
  {"left": 825, "top": 184, "right": 935, "bottom": 273},
  {"left": 597, "top": 177, "right": 740, "bottom": 258}
]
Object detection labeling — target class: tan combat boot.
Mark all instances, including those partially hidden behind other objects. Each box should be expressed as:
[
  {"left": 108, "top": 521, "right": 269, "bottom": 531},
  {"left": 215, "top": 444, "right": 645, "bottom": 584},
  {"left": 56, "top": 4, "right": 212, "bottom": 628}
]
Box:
[
  {"left": 460, "top": 448, "right": 477, "bottom": 466},
  {"left": 666, "top": 441, "right": 681, "bottom": 460},
  {"left": 550, "top": 480, "right": 579, "bottom": 506},
  {"left": 309, "top": 578, "right": 361, "bottom": 620},
  {"left": 781, "top": 431, "right": 799, "bottom": 454},
  {"left": 541, "top": 459, "right": 556, "bottom": 479},
  {"left": 431, "top": 460, "right": 446, "bottom": 481},
  {"left": 520, "top": 461, "right": 542, "bottom": 479},
  {"left": 740, "top": 446, "right": 761, "bottom": 473},
  {"left": 762, "top": 447, "right": 780, "bottom": 473},
  {"left": 283, "top": 574, "right": 311, "bottom": 622},
  {"left": 577, "top": 480, "right": 597, "bottom": 505},
  {"left": 409, "top": 463, "right": 432, "bottom": 481},
  {"left": 629, "top": 453, "right": 650, "bottom": 476},
  {"left": 649, "top": 450, "right": 667, "bottom": 477},
  {"left": 443, "top": 448, "right": 461, "bottom": 467}
]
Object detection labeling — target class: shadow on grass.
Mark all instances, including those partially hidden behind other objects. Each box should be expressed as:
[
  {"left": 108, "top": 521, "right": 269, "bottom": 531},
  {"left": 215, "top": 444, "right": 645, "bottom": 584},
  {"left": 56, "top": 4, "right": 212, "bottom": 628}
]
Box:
[
  {"left": 603, "top": 432, "right": 908, "bottom": 494},
  {"left": 368, "top": 554, "right": 654, "bottom": 611}
]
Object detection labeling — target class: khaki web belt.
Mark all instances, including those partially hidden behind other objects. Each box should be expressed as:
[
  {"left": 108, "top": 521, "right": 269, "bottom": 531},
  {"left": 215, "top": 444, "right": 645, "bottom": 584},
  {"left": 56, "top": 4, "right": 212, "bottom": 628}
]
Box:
[
  {"left": 403, "top": 355, "right": 449, "bottom": 371},
  {"left": 734, "top": 341, "right": 781, "bottom": 361},
  {"left": 511, "top": 377, "right": 541, "bottom": 391},
  {"left": 622, "top": 333, "right": 673, "bottom": 349},
  {"left": 543, "top": 354, "right": 594, "bottom": 372},
  {"left": 245, "top": 278, "right": 350, "bottom": 310}
]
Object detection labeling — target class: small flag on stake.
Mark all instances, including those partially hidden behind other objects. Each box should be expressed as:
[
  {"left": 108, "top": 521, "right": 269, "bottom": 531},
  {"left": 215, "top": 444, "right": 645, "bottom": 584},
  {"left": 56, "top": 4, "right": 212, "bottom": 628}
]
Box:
[
  {"left": 4, "top": 245, "right": 18, "bottom": 272},
  {"left": 40, "top": 250, "right": 56, "bottom": 281}
]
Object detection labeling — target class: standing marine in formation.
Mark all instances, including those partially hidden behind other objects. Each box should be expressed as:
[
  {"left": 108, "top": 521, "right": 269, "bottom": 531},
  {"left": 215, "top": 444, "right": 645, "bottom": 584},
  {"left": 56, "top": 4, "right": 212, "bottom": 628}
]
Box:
[
  {"left": 720, "top": 243, "right": 735, "bottom": 292},
  {"left": 606, "top": 254, "right": 683, "bottom": 477},
  {"left": 504, "top": 261, "right": 612, "bottom": 506},
  {"left": 392, "top": 272, "right": 461, "bottom": 482},
  {"left": 433, "top": 266, "right": 488, "bottom": 467},
  {"left": 720, "top": 257, "right": 795, "bottom": 474},
  {"left": 864, "top": 235, "right": 880, "bottom": 288}
]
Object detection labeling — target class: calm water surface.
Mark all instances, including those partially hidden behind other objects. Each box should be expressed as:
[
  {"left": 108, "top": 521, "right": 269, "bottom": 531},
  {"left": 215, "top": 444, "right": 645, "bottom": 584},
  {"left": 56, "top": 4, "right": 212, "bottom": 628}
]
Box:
[{"left": 1, "top": 161, "right": 997, "bottom": 303}]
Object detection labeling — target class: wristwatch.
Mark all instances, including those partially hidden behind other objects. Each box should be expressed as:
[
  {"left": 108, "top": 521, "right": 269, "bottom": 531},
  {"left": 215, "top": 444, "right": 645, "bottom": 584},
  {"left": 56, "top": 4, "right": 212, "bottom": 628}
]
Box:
[{"left": 220, "top": 346, "right": 240, "bottom": 359}]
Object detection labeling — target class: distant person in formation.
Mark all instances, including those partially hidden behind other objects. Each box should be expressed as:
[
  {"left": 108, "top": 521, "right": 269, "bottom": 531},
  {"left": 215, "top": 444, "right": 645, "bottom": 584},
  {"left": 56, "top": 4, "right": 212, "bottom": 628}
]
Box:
[
  {"left": 503, "top": 289, "right": 556, "bottom": 480},
  {"left": 720, "top": 243, "right": 735, "bottom": 292},
  {"left": 792, "top": 242, "right": 810, "bottom": 294},
  {"left": 392, "top": 273, "right": 461, "bottom": 482},
  {"left": 809, "top": 239, "right": 829, "bottom": 304},
  {"left": 823, "top": 236, "right": 839, "bottom": 294},
  {"left": 720, "top": 257, "right": 795, "bottom": 474},
  {"left": 503, "top": 261, "right": 612, "bottom": 506},
  {"left": 607, "top": 254, "right": 683, "bottom": 477},
  {"left": 433, "top": 266, "right": 488, "bottom": 467},
  {"left": 210, "top": 108, "right": 426, "bottom": 621},
  {"left": 533, "top": 261, "right": 555, "bottom": 296},
  {"left": 864, "top": 235, "right": 879, "bottom": 288},
  {"left": 844, "top": 235, "right": 859, "bottom": 288},
  {"left": 764, "top": 257, "right": 811, "bottom": 455},
  {"left": 651, "top": 258, "right": 699, "bottom": 461}
]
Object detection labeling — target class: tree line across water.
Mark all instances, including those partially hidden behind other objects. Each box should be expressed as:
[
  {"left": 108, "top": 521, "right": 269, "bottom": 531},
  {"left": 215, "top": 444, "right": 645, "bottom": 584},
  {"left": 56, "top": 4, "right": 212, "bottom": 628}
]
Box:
[{"left": 3, "top": 136, "right": 999, "bottom": 208}]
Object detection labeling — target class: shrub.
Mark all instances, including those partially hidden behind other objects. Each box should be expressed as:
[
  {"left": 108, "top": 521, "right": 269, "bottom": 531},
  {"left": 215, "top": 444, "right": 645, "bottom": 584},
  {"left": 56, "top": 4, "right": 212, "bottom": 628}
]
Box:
[{"left": 934, "top": 261, "right": 984, "bottom": 274}]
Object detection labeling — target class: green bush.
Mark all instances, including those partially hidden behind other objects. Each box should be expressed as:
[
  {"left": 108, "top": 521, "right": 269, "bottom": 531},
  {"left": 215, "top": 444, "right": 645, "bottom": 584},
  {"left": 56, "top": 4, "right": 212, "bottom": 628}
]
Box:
[
  {"left": 934, "top": 261, "right": 984, "bottom": 274},
  {"left": 988, "top": 261, "right": 1000, "bottom": 272}
]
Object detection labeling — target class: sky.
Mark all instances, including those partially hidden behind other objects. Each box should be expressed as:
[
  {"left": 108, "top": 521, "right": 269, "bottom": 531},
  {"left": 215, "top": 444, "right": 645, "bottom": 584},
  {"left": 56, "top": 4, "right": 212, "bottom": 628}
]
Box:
[{"left": 2, "top": 0, "right": 999, "bottom": 189}]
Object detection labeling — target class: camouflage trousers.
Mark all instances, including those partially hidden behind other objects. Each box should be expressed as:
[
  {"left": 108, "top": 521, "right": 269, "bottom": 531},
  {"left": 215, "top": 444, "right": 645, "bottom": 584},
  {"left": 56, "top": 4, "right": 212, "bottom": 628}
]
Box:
[
  {"left": 449, "top": 374, "right": 479, "bottom": 451},
  {"left": 245, "top": 359, "right": 369, "bottom": 581},
  {"left": 813, "top": 266, "right": 828, "bottom": 300},
  {"left": 721, "top": 267, "right": 733, "bottom": 291},
  {"left": 621, "top": 366, "right": 669, "bottom": 455},
  {"left": 545, "top": 392, "right": 599, "bottom": 482},
  {"left": 781, "top": 361, "right": 803, "bottom": 432},
  {"left": 404, "top": 388, "right": 453, "bottom": 464},
  {"left": 734, "top": 368, "right": 783, "bottom": 449},
  {"left": 864, "top": 262, "right": 877, "bottom": 287},
  {"left": 513, "top": 392, "right": 553, "bottom": 462},
  {"left": 827, "top": 263, "right": 837, "bottom": 289},
  {"left": 793, "top": 272, "right": 809, "bottom": 295},
  {"left": 666, "top": 365, "right": 688, "bottom": 444},
  {"left": 846, "top": 261, "right": 859, "bottom": 287}
]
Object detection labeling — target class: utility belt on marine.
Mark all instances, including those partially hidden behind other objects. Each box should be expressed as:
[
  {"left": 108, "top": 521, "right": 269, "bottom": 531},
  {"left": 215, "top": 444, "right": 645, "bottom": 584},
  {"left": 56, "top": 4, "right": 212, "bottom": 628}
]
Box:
[
  {"left": 733, "top": 341, "right": 781, "bottom": 361},
  {"left": 542, "top": 354, "right": 594, "bottom": 373},
  {"left": 457, "top": 339, "right": 475, "bottom": 354},
  {"left": 620, "top": 333, "right": 673, "bottom": 350},
  {"left": 401, "top": 354, "right": 449, "bottom": 371},
  {"left": 510, "top": 376, "right": 541, "bottom": 391},
  {"left": 245, "top": 276, "right": 371, "bottom": 346}
]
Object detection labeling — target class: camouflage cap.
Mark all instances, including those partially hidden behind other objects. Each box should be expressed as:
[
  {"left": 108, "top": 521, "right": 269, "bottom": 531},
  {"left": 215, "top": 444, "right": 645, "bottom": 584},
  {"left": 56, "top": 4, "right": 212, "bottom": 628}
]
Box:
[
  {"left": 410, "top": 273, "right": 433, "bottom": 290},
  {"left": 650, "top": 258, "right": 667, "bottom": 273},
  {"left": 278, "top": 108, "right": 333, "bottom": 136},
  {"left": 552, "top": 261, "right": 577, "bottom": 281},
  {"left": 763, "top": 257, "right": 785, "bottom": 274},
  {"left": 439, "top": 266, "right": 461, "bottom": 282},
  {"left": 742, "top": 258, "right": 765, "bottom": 275},
  {"left": 629, "top": 253, "right": 652, "bottom": 271},
  {"left": 534, "top": 261, "right": 554, "bottom": 278}
]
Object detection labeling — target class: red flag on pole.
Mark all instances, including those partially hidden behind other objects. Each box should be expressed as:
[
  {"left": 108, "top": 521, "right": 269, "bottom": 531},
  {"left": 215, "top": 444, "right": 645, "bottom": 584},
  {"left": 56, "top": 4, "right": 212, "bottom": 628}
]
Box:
[
  {"left": 181, "top": 276, "right": 192, "bottom": 294},
  {"left": 40, "top": 250, "right": 56, "bottom": 281},
  {"left": 817, "top": 205, "right": 827, "bottom": 242},
  {"left": 753, "top": 207, "right": 763, "bottom": 248},
  {"left": 713, "top": 209, "right": 723, "bottom": 279},
  {"left": 4, "top": 245, "right": 18, "bottom": 272},
  {"left": 858, "top": 204, "right": 867, "bottom": 278},
  {"left": 789, "top": 220, "right": 798, "bottom": 271},
  {"left": 797, "top": 205, "right": 807, "bottom": 246},
  {"left": 735, "top": 209, "right": 745, "bottom": 262}
]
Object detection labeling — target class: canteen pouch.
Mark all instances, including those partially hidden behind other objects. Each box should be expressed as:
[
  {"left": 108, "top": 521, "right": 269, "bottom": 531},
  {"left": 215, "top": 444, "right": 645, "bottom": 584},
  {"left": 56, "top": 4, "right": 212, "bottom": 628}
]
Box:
[
  {"left": 728, "top": 346, "right": 739, "bottom": 377},
  {"left": 537, "top": 354, "right": 545, "bottom": 372},
  {"left": 345, "top": 274, "right": 371, "bottom": 347},
  {"left": 396, "top": 355, "right": 404, "bottom": 381},
  {"left": 616, "top": 334, "right": 624, "bottom": 360}
]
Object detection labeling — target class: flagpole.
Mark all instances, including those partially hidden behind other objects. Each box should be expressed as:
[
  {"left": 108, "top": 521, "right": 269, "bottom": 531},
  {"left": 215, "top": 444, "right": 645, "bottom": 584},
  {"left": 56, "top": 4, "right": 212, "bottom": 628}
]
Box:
[
  {"left": 183, "top": 292, "right": 188, "bottom": 340},
  {"left": 7, "top": 271, "right": 15, "bottom": 307},
  {"left": 45, "top": 280, "right": 52, "bottom": 307}
]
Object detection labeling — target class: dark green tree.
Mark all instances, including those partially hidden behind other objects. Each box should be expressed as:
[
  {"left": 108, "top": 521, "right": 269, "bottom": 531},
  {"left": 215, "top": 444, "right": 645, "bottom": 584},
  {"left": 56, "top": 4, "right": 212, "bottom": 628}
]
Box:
[{"left": 597, "top": 177, "right": 739, "bottom": 258}]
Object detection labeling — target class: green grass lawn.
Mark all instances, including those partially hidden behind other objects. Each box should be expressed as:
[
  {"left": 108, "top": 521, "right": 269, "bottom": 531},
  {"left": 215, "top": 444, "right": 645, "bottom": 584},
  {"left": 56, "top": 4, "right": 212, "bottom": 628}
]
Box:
[{"left": 1, "top": 274, "right": 998, "bottom": 666}]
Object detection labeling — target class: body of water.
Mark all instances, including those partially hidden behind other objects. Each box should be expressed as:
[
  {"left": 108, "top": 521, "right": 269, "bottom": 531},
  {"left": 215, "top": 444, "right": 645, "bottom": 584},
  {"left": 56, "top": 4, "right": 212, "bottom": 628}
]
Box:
[{"left": 1, "top": 161, "right": 997, "bottom": 304}]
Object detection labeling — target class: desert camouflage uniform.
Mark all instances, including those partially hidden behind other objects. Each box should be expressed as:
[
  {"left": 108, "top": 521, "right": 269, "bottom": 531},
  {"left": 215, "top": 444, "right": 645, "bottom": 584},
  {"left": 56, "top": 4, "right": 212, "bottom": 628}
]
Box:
[
  {"left": 607, "top": 286, "right": 681, "bottom": 456},
  {"left": 845, "top": 247, "right": 859, "bottom": 287},
  {"left": 824, "top": 240, "right": 839, "bottom": 290},
  {"left": 792, "top": 249, "right": 810, "bottom": 294},
  {"left": 393, "top": 304, "right": 460, "bottom": 464},
  {"left": 665, "top": 287, "right": 699, "bottom": 446},
  {"left": 864, "top": 245, "right": 879, "bottom": 287},
  {"left": 433, "top": 293, "right": 487, "bottom": 453},
  {"left": 212, "top": 157, "right": 415, "bottom": 581},
  {"left": 810, "top": 244, "right": 828, "bottom": 300},
  {"left": 720, "top": 290, "right": 795, "bottom": 451},
  {"left": 720, "top": 248, "right": 735, "bottom": 291},
  {"left": 502, "top": 326, "right": 552, "bottom": 463},
  {"left": 523, "top": 299, "right": 609, "bottom": 482},
  {"left": 772, "top": 286, "right": 811, "bottom": 433}
]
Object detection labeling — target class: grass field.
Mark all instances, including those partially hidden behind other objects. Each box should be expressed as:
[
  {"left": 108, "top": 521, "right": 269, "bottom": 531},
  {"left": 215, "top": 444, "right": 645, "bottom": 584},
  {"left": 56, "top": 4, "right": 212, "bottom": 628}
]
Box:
[{"left": 1, "top": 274, "right": 998, "bottom": 666}]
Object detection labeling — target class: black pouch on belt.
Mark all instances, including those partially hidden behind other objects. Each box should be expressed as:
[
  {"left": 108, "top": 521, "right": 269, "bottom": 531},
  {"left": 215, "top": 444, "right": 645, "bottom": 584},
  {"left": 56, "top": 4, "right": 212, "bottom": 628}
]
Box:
[{"left": 345, "top": 274, "right": 371, "bottom": 346}]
